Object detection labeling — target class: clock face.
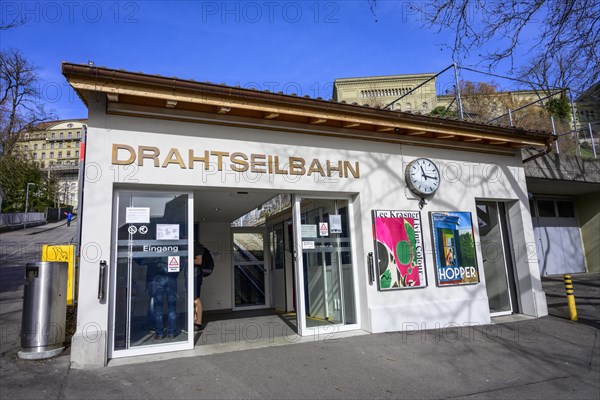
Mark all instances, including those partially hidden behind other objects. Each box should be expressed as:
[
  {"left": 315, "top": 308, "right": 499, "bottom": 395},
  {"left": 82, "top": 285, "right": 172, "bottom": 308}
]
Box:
[{"left": 406, "top": 158, "right": 441, "bottom": 196}]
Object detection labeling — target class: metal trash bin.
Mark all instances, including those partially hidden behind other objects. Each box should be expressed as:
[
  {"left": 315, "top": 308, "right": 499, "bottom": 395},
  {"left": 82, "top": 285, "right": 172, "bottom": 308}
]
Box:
[{"left": 18, "top": 261, "right": 68, "bottom": 360}]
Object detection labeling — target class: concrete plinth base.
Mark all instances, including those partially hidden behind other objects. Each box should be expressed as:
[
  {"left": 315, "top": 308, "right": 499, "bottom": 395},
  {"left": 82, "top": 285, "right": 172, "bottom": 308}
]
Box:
[{"left": 18, "top": 346, "right": 65, "bottom": 360}]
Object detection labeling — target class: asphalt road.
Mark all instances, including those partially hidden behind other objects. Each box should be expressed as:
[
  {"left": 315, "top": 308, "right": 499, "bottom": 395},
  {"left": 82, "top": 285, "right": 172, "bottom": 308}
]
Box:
[
  {"left": 0, "top": 222, "right": 598, "bottom": 399},
  {"left": 0, "top": 221, "right": 77, "bottom": 293}
]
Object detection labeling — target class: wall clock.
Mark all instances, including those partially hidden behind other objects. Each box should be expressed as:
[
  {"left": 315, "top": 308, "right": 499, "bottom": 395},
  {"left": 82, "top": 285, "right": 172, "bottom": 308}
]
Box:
[{"left": 405, "top": 158, "right": 440, "bottom": 207}]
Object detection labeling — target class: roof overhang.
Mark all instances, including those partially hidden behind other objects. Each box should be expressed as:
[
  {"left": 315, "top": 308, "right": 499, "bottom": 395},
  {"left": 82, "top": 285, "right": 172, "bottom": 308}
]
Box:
[{"left": 62, "top": 63, "right": 552, "bottom": 155}]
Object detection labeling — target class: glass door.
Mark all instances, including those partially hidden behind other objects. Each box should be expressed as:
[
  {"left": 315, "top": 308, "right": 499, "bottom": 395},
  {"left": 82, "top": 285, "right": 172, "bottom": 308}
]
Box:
[
  {"left": 476, "top": 201, "right": 518, "bottom": 316},
  {"left": 232, "top": 230, "right": 269, "bottom": 310},
  {"left": 110, "top": 191, "right": 194, "bottom": 358},
  {"left": 293, "top": 197, "right": 357, "bottom": 335}
]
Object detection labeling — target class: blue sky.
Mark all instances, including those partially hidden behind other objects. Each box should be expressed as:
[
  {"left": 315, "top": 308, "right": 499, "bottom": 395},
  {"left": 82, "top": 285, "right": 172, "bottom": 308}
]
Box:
[{"left": 1, "top": 1, "right": 535, "bottom": 119}]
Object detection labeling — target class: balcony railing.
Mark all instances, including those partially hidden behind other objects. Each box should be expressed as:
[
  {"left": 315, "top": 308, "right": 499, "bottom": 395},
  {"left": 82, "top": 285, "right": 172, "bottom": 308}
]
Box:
[{"left": 46, "top": 136, "right": 81, "bottom": 142}]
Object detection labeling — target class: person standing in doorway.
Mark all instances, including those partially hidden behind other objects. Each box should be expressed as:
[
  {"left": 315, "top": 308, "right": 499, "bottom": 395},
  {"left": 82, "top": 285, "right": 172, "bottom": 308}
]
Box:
[
  {"left": 153, "top": 259, "right": 179, "bottom": 339},
  {"left": 194, "top": 241, "right": 205, "bottom": 332}
]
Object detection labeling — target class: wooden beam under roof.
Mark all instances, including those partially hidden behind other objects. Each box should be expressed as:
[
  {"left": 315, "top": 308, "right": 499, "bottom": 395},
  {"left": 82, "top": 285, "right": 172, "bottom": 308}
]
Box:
[
  {"left": 310, "top": 117, "right": 327, "bottom": 124},
  {"left": 64, "top": 71, "right": 550, "bottom": 148},
  {"left": 264, "top": 112, "right": 279, "bottom": 119},
  {"left": 376, "top": 126, "right": 394, "bottom": 132}
]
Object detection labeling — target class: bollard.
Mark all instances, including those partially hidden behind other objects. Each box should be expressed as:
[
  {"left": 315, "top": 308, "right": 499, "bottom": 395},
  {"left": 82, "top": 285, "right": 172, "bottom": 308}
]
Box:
[{"left": 563, "top": 274, "right": 578, "bottom": 321}]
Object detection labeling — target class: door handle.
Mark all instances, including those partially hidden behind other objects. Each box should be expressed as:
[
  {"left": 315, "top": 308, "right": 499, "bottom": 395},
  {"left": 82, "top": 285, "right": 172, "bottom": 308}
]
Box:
[
  {"left": 98, "top": 260, "right": 108, "bottom": 301},
  {"left": 368, "top": 252, "right": 374, "bottom": 285}
]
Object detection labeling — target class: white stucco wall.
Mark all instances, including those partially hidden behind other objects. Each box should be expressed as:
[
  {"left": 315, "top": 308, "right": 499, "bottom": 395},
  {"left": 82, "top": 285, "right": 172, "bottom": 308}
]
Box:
[{"left": 71, "top": 96, "right": 546, "bottom": 367}]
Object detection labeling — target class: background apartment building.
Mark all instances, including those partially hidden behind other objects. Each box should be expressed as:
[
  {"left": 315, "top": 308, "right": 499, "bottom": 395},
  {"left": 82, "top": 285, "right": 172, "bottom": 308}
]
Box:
[{"left": 14, "top": 120, "right": 86, "bottom": 210}]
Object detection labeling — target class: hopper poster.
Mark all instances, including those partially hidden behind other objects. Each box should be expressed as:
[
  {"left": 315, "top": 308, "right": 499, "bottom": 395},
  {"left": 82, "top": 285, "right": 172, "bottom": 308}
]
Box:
[
  {"left": 372, "top": 210, "right": 426, "bottom": 290},
  {"left": 430, "top": 211, "right": 479, "bottom": 286}
]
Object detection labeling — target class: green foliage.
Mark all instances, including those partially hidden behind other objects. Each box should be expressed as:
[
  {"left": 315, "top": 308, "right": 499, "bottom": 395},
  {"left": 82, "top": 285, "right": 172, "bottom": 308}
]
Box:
[
  {"left": 430, "top": 105, "right": 458, "bottom": 118},
  {"left": 0, "top": 154, "right": 57, "bottom": 212},
  {"left": 546, "top": 96, "right": 572, "bottom": 122}
]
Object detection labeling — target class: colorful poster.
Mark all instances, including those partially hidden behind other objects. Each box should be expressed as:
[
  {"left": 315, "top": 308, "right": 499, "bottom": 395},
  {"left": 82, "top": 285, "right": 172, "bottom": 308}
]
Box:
[
  {"left": 372, "top": 210, "right": 426, "bottom": 290},
  {"left": 430, "top": 211, "right": 479, "bottom": 286}
]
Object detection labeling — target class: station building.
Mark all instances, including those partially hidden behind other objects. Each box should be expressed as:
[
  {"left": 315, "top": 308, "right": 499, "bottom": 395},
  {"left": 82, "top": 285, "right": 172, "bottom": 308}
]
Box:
[{"left": 62, "top": 63, "right": 551, "bottom": 368}]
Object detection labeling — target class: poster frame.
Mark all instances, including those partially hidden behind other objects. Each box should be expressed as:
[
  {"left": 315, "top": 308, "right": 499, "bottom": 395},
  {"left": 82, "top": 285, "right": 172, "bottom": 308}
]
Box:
[
  {"left": 371, "top": 209, "right": 428, "bottom": 291},
  {"left": 429, "top": 211, "right": 480, "bottom": 287}
]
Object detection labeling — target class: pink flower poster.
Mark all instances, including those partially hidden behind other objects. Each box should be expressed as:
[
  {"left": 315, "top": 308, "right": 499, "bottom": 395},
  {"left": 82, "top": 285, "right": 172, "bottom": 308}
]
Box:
[{"left": 372, "top": 210, "right": 427, "bottom": 290}]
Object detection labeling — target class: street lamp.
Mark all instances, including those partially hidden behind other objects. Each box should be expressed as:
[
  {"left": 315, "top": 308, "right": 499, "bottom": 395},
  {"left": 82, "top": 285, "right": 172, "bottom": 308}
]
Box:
[{"left": 24, "top": 182, "right": 36, "bottom": 229}]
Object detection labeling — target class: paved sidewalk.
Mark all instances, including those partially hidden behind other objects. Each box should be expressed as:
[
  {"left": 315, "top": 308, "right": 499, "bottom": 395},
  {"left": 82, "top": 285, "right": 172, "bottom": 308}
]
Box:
[{"left": 1, "top": 272, "right": 598, "bottom": 399}]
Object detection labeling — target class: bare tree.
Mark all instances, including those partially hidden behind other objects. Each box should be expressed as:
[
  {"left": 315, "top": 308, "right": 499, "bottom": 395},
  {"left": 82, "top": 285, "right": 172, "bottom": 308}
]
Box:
[
  {"left": 0, "top": 49, "right": 53, "bottom": 156},
  {"left": 370, "top": 0, "right": 600, "bottom": 93},
  {"left": 1, "top": 16, "right": 25, "bottom": 31}
]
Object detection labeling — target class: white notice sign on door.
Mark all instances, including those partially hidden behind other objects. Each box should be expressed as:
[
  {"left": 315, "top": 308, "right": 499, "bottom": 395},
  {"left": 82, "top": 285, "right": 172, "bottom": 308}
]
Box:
[
  {"left": 157, "top": 224, "right": 179, "bottom": 240},
  {"left": 301, "top": 224, "right": 317, "bottom": 238},
  {"left": 319, "top": 222, "right": 329, "bottom": 237},
  {"left": 125, "top": 207, "right": 150, "bottom": 224},
  {"left": 330, "top": 214, "right": 342, "bottom": 234},
  {"left": 302, "top": 241, "right": 315, "bottom": 250},
  {"left": 167, "top": 256, "right": 180, "bottom": 273}
]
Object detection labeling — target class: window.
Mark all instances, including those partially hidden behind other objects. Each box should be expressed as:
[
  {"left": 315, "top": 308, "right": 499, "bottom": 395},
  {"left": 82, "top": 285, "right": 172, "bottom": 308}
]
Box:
[
  {"left": 52, "top": 133, "right": 56, "bottom": 139},
  {"left": 34, "top": 144, "right": 38, "bottom": 150},
  {"left": 529, "top": 199, "right": 536, "bottom": 217},
  {"left": 42, "top": 143, "right": 46, "bottom": 150},
  {"left": 51, "top": 143, "right": 55, "bottom": 149},
  {"left": 41, "top": 153, "right": 46, "bottom": 159},
  {"left": 76, "top": 142, "right": 80, "bottom": 147},
  {"left": 60, "top": 133, "right": 64, "bottom": 139},
  {"left": 68, "top": 132, "right": 72, "bottom": 139},
  {"left": 67, "top": 151, "right": 71, "bottom": 157},
  {"left": 24, "top": 145, "right": 29, "bottom": 151},
  {"left": 67, "top": 123, "right": 74, "bottom": 128},
  {"left": 50, "top": 151, "right": 54, "bottom": 158},
  {"left": 537, "top": 200, "right": 556, "bottom": 217},
  {"left": 77, "top": 131, "right": 81, "bottom": 138},
  {"left": 58, "top": 151, "right": 62, "bottom": 159},
  {"left": 557, "top": 201, "right": 575, "bottom": 218},
  {"left": 33, "top": 153, "right": 37, "bottom": 159},
  {"left": 59, "top": 143, "right": 63, "bottom": 149},
  {"left": 75, "top": 150, "right": 79, "bottom": 158}
]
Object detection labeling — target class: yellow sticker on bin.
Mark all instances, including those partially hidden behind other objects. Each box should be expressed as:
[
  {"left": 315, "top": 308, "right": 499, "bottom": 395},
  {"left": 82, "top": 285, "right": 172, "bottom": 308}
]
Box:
[{"left": 42, "top": 245, "right": 76, "bottom": 305}]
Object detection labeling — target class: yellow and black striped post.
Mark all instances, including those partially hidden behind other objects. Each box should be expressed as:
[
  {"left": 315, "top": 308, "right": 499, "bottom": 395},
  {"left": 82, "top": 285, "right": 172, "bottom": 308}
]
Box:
[{"left": 563, "top": 274, "right": 578, "bottom": 321}]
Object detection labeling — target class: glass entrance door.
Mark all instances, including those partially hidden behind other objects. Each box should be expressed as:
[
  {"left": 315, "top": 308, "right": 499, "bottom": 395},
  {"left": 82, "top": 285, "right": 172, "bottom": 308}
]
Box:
[
  {"left": 232, "top": 230, "right": 268, "bottom": 309},
  {"left": 293, "top": 197, "right": 357, "bottom": 334},
  {"left": 476, "top": 201, "right": 518, "bottom": 316},
  {"left": 110, "top": 191, "right": 193, "bottom": 358}
]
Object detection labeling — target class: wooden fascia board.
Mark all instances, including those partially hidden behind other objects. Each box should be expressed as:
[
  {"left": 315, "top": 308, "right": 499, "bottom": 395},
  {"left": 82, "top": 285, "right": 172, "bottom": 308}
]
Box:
[
  {"left": 106, "top": 102, "right": 519, "bottom": 156},
  {"left": 69, "top": 77, "right": 549, "bottom": 147}
]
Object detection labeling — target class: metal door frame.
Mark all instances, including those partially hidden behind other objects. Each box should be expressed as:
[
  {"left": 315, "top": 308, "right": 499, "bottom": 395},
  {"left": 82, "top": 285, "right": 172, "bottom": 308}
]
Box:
[
  {"left": 478, "top": 200, "right": 516, "bottom": 317},
  {"left": 108, "top": 189, "right": 194, "bottom": 359},
  {"left": 292, "top": 194, "right": 361, "bottom": 337}
]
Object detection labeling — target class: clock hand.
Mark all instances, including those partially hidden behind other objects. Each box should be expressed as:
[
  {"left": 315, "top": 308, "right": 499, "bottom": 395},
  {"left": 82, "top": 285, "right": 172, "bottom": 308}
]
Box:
[
  {"left": 420, "top": 166, "right": 427, "bottom": 180},
  {"left": 424, "top": 175, "right": 438, "bottom": 180}
]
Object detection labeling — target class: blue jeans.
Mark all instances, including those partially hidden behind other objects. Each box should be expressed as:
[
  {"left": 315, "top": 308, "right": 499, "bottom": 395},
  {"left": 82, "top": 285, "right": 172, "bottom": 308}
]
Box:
[{"left": 153, "top": 274, "right": 178, "bottom": 336}]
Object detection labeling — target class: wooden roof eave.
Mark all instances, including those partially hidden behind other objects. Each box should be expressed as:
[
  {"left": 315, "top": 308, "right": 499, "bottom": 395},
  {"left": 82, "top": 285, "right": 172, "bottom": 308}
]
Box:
[{"left": 65, "top": 72, "right": 550, "bottom": 148}]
